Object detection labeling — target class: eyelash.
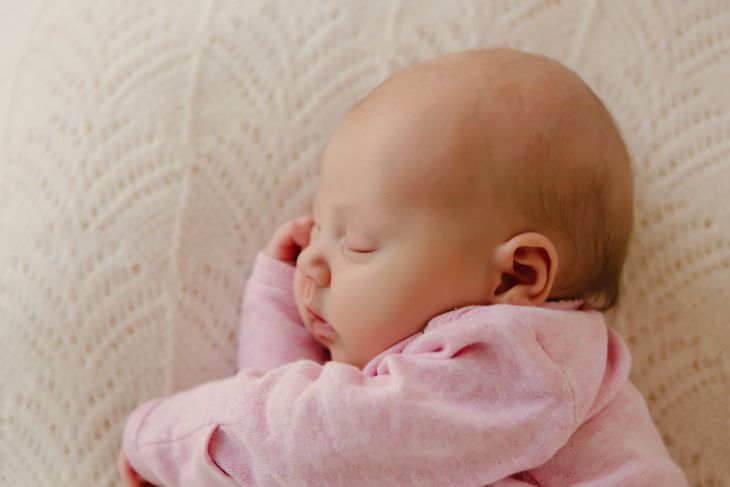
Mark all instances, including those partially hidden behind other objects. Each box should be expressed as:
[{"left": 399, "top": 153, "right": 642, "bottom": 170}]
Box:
[{"left": 345, "top": 247, "right": 373, "bottom": 254}]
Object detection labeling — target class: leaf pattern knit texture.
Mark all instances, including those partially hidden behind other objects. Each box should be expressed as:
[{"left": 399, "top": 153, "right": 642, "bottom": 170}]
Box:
[{"left": 0, "top": 1, "right": 728, "bottom": 485}]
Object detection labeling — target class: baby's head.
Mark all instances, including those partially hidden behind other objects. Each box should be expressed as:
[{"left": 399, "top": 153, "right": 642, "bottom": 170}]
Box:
[{"left": 294, "top": 48, "right": 634, "bottom": 368}]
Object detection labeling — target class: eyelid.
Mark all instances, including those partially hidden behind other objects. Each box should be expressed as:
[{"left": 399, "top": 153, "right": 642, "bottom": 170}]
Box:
[
  {"left": 345, "top": 235, "right": 378, "bottom": 251},
  {"left": 343, "top": 246, "right": 374, "bottom": 263},
  {"left": 312, "top": 219, "right": 378, "bottom": 255},
  {"left": 345, "top": 247, "right": 375, "bottom": 254}
]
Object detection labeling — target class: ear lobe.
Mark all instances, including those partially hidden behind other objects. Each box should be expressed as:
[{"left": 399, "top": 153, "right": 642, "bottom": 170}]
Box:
[{"left": 490, "top": 233, "right": 558, "bottom": 306}]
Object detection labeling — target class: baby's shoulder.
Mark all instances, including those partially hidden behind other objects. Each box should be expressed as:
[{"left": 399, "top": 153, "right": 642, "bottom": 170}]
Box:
[{"left": 418, "top": 302, "right": 607, "bottom": 355}]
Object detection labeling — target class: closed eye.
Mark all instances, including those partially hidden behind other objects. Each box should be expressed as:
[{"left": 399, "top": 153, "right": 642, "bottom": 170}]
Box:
[
  {"left": 343, "top": 245, "right": 376, "bottom": 260},
  {"left": 348, "top": 248, "right": 374, "bottom": 254}
]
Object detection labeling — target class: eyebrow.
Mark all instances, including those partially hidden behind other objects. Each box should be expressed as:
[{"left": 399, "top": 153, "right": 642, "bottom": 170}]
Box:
[
  {"left": 313, "top": 200, "right": 356, "bottom": 217},
  {"left": 314, "top": 199, "right": 391, "bottom": 238}
]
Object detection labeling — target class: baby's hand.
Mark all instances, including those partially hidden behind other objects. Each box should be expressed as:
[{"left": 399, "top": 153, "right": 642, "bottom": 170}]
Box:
[
  {"left": 263, "top": 214, "right": 314, "bottom": 267},
  {"left": 118, "top": 449, "right": 154, "bottom": 487}
]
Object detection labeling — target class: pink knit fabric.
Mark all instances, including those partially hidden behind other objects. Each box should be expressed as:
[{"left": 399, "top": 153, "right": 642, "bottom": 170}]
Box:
[{"left": 123, "top": 252, "right": 687, "bottom": 486}]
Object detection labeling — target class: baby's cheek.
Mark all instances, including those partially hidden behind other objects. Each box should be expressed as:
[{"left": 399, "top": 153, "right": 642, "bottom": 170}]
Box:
[{"left": 333, "top": 289, "right": 365, "bottom": 326}]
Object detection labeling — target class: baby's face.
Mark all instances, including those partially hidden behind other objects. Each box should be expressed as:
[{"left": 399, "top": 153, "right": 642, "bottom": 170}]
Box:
[
  {"left": 290, "top": 49, "right": 634, "bottom": 364},
  {"left": 293, "top": 86, "right": 504, "bottom": 369}
]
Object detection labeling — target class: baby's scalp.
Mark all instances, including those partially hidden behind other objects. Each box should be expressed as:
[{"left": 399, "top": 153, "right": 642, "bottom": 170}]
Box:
[{"left": 347, "top": 48, "right": 634, "bottom": 310}]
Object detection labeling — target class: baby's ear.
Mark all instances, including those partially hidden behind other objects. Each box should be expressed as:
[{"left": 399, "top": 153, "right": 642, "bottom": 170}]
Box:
[{"left": 488, "top": 232, "right": 558, "bottom": 306}]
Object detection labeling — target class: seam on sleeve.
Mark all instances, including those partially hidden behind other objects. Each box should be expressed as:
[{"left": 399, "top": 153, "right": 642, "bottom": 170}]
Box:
[
  {"left": 512, "top": 316, "right": 578, "bottom": 432},
  {"left": 133, "top": 398, "right": 165, "bottom": 449},
  {"left": 138, "top": 421, "right": 219, "bottom": 448}
]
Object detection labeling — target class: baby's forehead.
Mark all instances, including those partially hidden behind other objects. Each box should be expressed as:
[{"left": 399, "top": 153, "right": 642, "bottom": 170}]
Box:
[{"left": 324, "top": 92, "right": 488, "bottom": 201}]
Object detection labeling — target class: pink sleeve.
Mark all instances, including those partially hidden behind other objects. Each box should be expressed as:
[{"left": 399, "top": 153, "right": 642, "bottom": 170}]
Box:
[
  {"left": 236, "top": 251, "right": 328, "bottom": 371},
  {"left": 123, "top": 314, "right": 588, "bottom": 486}
]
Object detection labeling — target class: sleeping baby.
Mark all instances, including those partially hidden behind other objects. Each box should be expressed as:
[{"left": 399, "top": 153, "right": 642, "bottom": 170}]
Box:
[{"left": 119, "top": 48, "right": 688, "bottom": 486}]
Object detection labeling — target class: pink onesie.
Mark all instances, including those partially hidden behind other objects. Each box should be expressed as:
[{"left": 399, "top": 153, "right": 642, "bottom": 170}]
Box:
[{"left": 123, "top": 252, "right": 688, "bottom": 486}]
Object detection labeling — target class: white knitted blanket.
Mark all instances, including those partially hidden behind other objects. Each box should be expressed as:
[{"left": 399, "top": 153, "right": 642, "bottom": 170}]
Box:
[{"left": 1, "top": 1, "right": 728, "bottom": 485}]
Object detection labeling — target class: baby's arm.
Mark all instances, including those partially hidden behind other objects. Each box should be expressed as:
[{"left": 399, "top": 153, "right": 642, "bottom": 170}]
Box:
[
  {"left": 236, "top": 251, "right": 327, "bottom": 371},
  {"left": 120, "top": 217, "right": 326, "bottom": 485},
  {"left": 122, "top": 314, "right": 588, "bottom": 486},
  {"left": 237, "top": 214, "right": 328, "bottom": 371}
]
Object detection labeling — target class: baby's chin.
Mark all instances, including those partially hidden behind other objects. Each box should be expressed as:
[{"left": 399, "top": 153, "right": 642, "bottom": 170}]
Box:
[
  {"left": 328, "top": 346, "right": 371, "bottom": 369},
  {"left": 328, "top": 346, "right": 351, "bottom": 366}
]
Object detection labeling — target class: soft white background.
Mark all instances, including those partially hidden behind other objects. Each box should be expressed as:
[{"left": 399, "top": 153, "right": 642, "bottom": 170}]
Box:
[{"left": 1, "top": 1, "right": 728, "bottom": 485}]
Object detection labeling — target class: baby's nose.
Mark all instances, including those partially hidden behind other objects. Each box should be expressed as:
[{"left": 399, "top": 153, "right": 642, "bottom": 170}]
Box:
[{"left": 297, "top": 245, "right": 331, "bottom": 287}]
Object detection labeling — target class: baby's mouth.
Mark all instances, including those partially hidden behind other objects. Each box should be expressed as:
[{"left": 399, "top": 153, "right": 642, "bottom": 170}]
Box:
[
  {"left": 306, "top": 306, "right": 325, "bottom": 322},
  {"left": 305, "top": 307, "right": 338, "bottom": 343}
]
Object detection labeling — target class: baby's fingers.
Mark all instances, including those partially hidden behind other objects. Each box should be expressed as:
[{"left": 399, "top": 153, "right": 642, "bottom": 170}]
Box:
[
  {"left": 264, "top": 214, "right": 314, "bottom": 264},
  {"left": 118, "top": 451, "right": 143, "bottom": 487},
  {"left": 290, "top": 214, "right": 314, "bottom": 249}
]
